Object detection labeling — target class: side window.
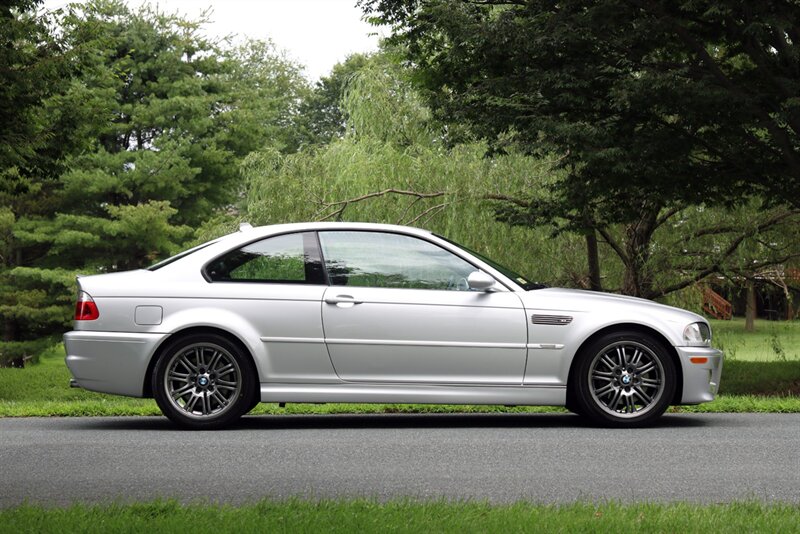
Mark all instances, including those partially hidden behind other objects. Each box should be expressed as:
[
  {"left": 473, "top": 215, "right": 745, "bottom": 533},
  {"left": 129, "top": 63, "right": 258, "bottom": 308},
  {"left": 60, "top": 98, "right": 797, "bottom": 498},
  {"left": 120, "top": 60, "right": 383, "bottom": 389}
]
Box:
[
  {"left": 318, "top": 231, "right": 476, "bottom": 290},
  {"left": 206, "top": 232, "right": 321, "bottom": 283}
]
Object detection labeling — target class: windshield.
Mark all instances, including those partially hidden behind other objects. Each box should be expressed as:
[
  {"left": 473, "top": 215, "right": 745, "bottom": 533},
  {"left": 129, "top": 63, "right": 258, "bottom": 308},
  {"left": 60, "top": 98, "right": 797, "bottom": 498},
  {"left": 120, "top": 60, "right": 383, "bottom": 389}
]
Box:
[{"left": 435, "top": 235, "right": 546, "bottom": 291}]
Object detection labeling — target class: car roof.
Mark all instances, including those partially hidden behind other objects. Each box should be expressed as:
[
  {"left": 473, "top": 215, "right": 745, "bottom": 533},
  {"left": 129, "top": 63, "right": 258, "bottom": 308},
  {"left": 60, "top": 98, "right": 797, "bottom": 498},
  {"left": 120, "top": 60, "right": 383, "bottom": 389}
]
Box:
[{"left": 156, "top": 221, "right": 437, "bottom": 273}]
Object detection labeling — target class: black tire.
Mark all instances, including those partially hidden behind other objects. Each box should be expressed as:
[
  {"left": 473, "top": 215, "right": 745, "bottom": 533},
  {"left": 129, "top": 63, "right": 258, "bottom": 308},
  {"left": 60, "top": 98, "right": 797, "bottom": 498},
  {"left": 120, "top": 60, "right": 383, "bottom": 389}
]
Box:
[
  {"left": 153, "top": 333, "right": 257, "bottom": 430},
  {"left": 244, "top": 390, "right": 261, "bottom": 415},
  {"left": 571, "top": 330, "right": 677, "bottom": 427}
]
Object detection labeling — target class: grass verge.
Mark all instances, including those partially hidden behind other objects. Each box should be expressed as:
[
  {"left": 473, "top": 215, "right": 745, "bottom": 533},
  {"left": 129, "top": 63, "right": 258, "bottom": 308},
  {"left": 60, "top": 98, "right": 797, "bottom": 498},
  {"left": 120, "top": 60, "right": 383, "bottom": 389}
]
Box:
[
  {"left": 2, "top": 342, "right": 800, "bottom": 417},
  {"left": 709, "top": 318, "right": 800, "bottom": 361},
  {"left": 2, "top": 500, "right": 800, "bottom": 533}
]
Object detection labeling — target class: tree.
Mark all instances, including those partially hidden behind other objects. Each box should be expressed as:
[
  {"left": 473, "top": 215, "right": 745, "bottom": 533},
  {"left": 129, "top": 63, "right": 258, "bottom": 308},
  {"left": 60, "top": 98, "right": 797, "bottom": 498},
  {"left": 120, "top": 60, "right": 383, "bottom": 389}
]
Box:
[
  {"left": 0, "top": 0, "right": 74, "bottom": 366},
  {"left": 0, "top": 0, "right": 308, "bottom": 365},
  {"left": 360, "top": 0, "right": 800, "bottom": 297},
  {"left": 241, "top": 53, "right": 579, "bottom": 284},
  {"left": 297, "top": 53, "right": 369, "bottom": 147}
]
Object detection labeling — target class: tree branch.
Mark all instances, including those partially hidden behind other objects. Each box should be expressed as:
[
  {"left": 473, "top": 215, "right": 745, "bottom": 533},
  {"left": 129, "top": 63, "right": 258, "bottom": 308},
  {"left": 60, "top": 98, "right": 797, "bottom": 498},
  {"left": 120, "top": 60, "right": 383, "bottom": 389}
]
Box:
[
  {"left": 314, "top": 188, "right": 446, "bottom": 222},
  {"left": 406, "top": 202, "right": 449, "bottom": 225},
  {"left": 655, "top": 206, "right": 682, "bottom": 228},
  {"left": 596, "top": 226, "right": 629, "bottom": 265},
  {"left": 647, "top": 209, "right": 800, "bottom": 298}
]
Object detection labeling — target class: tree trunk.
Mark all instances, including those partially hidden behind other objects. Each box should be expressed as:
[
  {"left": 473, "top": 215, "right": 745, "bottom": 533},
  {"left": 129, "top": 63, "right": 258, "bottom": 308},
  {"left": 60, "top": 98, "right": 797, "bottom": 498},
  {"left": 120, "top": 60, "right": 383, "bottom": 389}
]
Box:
[
  {"left": 585, "top": 229, "right": 602, "bottom": 291},
  {"left": 3, "top": 319, "right": 23, "bottom": 368},
  {"left": 745, "top": 280, "right": 756, "bottom": 332},
  {"left": 621, "top": 212, "right": 659, "bottom": 298}
]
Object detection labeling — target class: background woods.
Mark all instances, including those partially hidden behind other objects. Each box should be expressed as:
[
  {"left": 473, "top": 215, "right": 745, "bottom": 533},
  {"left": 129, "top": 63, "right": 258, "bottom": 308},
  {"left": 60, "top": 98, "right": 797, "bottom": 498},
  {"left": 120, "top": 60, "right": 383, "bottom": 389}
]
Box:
[{"left": 1, "top": 0, "right": 799, "bottom": 365}]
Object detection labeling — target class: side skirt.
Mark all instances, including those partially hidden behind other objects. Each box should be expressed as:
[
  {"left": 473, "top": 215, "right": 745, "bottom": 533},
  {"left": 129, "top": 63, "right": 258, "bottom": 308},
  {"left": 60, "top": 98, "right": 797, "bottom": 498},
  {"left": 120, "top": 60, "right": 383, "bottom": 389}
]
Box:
[{"left": 260, "top": 383, "right": 566, "bottom": 406}]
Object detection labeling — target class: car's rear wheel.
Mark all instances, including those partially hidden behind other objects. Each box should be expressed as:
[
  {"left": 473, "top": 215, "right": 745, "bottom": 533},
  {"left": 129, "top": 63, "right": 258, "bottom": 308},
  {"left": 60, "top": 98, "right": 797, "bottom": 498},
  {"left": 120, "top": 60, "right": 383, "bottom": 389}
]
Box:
[
  {"left": 153, "top": 333, "right": 256, "bottom": 429},
  {"left": 572, "top": 331, "right": 676, "bottom": 427}
]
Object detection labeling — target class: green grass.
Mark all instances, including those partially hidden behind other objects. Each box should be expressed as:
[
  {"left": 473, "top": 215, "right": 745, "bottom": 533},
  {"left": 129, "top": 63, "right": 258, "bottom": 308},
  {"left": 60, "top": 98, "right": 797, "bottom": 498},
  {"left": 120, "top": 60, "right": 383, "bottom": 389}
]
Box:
[
  {"left": 2, "top": 324, "right": 800, "bottom": 417},
  {"left": 1, "top": 500, "right": 800, "bottom": 533},
  {"left": 710, "top": 318, "right": 800, "bottom": 361}
]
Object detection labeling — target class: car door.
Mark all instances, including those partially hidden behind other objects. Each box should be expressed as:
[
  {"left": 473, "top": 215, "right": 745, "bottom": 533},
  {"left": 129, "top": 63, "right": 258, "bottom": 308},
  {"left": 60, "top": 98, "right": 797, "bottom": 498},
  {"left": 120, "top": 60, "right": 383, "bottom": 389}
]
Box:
[
  {"left": 318, "top": 230, "right": 528, "bottom": 384},
  {"left": 204, "top": 231, "right": 336, "bottom": 382}
]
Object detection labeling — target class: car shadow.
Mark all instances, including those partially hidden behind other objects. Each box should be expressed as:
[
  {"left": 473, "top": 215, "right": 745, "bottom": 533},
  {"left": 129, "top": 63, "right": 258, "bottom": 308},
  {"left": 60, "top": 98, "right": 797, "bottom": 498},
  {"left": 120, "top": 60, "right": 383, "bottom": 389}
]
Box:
[{"left": 64, "top": 411, "right": 712, "bottom": 432}]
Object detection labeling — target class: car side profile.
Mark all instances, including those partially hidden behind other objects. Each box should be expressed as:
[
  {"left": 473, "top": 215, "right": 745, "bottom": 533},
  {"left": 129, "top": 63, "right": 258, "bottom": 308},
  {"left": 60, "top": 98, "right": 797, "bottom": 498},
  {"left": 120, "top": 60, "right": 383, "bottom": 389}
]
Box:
[{"left": 64, "top": 222, "right": 723, "bottom": 429}]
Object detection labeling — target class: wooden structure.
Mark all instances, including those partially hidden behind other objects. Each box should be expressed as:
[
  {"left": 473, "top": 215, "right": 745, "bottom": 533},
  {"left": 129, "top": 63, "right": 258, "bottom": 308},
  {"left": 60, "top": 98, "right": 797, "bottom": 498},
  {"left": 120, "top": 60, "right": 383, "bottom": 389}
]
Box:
[{"left": 701, "top": 285, "right": 733, "bottom": 320}]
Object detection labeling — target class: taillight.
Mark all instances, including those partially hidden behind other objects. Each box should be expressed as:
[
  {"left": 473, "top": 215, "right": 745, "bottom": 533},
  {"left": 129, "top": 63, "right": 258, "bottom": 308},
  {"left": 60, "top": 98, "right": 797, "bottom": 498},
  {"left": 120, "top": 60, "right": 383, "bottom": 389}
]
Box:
[{"left": 74, "top": 291, "right": 99, "bottom": 321}]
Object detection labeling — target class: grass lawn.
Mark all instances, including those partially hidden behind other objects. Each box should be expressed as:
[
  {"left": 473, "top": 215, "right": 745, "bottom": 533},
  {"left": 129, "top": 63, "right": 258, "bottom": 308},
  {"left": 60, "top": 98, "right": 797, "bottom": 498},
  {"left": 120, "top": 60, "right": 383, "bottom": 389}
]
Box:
[
  {"left": 2, "top": 500, "right": 800, "bottom": 533},
  {"left": 2, "top": 326, "right": 799, "bottom": 416},
  {"left": 710, "top": 318, "right": 800, "bottom": 361}
]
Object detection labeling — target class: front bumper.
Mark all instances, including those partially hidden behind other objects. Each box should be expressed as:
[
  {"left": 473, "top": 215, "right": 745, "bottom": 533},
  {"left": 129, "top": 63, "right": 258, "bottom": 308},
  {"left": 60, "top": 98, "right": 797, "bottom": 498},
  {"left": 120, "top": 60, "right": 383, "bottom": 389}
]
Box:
[
  {"left": 64, "top": 331, "right": 169, "bottom": 397},
  {"left": 676, "top": 346, "right": 724, "bottom": 404}
]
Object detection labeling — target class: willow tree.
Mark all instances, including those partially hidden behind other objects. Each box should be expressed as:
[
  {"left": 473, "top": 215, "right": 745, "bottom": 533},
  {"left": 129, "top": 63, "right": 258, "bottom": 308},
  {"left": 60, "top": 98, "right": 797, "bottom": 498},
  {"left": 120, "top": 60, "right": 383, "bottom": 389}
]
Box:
[{"left": 241, "top": 53, "right": 578, "bottom": 284}]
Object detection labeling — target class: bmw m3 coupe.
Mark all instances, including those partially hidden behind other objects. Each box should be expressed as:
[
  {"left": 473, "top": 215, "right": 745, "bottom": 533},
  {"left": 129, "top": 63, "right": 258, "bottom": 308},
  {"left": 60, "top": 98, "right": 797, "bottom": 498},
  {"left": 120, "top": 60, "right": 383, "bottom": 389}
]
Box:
[{"left": 65, "top": 222, "right": 723, "bottom": 429}]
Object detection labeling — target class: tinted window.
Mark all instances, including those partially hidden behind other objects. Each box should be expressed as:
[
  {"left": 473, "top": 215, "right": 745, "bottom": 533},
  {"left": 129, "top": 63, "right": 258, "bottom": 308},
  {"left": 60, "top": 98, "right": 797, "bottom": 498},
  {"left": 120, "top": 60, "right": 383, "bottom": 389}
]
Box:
[
  {"left": 318, "top": 231, "right": 476, "bottom": 290},
  {"left": 207, "top": 233, "right": 321, "bottom": 283}
]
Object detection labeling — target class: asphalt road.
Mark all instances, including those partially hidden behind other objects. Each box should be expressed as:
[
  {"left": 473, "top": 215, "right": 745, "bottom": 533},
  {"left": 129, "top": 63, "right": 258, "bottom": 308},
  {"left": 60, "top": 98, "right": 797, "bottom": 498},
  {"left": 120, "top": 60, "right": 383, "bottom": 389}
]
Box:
[{"left": 1, "top": 413, "right": 798, "bottom": 507}]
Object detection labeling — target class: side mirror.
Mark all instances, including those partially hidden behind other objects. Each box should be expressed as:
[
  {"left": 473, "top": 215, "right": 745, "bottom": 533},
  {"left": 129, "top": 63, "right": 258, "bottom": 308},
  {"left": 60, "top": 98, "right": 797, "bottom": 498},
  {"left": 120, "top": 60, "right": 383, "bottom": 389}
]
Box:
[{"left": 467, "top": 270, "right": 496, "bottom": 292}]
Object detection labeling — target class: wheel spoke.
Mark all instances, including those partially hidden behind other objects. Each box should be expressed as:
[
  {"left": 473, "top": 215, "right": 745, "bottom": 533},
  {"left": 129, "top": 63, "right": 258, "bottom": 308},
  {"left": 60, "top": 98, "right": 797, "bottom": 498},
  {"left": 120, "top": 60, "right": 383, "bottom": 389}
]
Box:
[
  {"left": 630, "top": 349, "right": 643, "bottom": 366},
  {"left": 168, "top": 370, "right": 190, "bottom": 381},
  {"left": 592, "top": 370, "right": 614, "bottom": 379},
  {"left": 201, "top": 392, "right": 211, "bottom": 415},
  {"left": 637, "top": 361, "right": 656, "bottom": 375},
  {"left": 633, "top": 386, "right": 652, "bottom": 404},
  {"left": 641, "top": 377, "right": 660, "bottom": 388},
  {"left": 617, "top": 347, "right": 628, "bottom": 366},
  {"left": 179, "top": 355, "right": 197, "bottom": 373},
  {"left": 600, "top": 354, "right": 616, "bottom": 370},
  {"left": 595, "top": 382, "right": 616, "bottom": 398},
  {"left": 607, "top": 388, "right": 623, "bottom": 411},
  {"left": 211, "top": 390, "right": 229, "bottom": 407},
  {"left": 624, "top": 395, "right": 636, "bottom": 413},
  {"left": 216, "top": 363, "right": 235, "bottom": 378},
  {"left": 207, "top": 351, "right": 222, "bottom": 372},
  {"left": 171, "top": 383, "right": 194, "bottom": 399},
  {"left": 184, "top": 394, "right": 200, "bottom": 413}
]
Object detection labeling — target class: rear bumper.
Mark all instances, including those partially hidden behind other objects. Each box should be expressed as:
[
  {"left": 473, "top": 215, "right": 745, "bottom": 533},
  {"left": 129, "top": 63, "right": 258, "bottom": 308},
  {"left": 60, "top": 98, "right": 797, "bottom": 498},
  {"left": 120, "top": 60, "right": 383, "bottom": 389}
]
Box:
[
  {"left": 63, "top": 331, "right": 168, "bottom": 397},
  {"left": 676, "top": 346, "right": 724, "bottom": 404}
]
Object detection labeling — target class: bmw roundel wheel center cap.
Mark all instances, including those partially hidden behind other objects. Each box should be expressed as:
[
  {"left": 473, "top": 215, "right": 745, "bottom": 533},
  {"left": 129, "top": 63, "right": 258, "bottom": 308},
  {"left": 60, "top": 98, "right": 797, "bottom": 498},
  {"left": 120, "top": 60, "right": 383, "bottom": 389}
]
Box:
[{"left": 195, "top": 373, "right": 212, "bottom": 390}]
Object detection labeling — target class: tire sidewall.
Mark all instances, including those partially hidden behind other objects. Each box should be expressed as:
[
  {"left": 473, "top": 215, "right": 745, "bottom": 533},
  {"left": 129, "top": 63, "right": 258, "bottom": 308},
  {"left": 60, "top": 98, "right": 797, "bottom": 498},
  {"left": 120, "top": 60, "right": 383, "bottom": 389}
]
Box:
[
  {"left": 573, "top": 330, "right": 677, "bottom": 427},
  {"left": 152, "top": 333, "right": 257, "bottom": 430}
]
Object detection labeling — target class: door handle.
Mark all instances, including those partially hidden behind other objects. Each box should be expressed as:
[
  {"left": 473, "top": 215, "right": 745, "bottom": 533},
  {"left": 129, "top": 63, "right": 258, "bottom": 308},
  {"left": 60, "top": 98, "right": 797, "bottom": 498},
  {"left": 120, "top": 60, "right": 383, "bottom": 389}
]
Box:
[{"left": 324, "top": 295, "right": 363, "bottom": 306}]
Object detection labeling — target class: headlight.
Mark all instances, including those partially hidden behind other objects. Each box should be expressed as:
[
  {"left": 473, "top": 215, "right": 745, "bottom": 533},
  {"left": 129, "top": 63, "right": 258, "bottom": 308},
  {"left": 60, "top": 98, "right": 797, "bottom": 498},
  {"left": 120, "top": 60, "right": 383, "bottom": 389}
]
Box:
[{"left": 683, "top": 322, "right": 712, "bottom": 346}]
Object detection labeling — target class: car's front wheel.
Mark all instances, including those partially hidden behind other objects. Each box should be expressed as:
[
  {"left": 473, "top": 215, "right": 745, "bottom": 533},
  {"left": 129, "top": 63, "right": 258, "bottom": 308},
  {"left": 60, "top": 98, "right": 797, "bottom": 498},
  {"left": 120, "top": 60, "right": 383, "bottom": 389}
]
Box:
[
  {"left": 153, "top": 333, "right": 256, "bottom": 429},
  {"left": 572, "top": 331, "right": 677, "bottom": 427}
]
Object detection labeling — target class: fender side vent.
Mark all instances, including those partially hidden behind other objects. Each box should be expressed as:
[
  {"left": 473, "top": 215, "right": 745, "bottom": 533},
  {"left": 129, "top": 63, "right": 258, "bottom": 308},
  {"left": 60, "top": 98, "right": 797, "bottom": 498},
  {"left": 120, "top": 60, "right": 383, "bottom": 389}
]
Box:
[{"left": 532, "top": 314, "right": 573, "bottom": 325}]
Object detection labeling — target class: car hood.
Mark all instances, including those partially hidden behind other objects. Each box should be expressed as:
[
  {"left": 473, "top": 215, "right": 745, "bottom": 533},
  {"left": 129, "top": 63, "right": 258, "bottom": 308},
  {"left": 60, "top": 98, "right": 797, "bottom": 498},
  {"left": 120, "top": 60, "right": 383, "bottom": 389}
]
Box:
[{"left": 518, "top": 287, "right": 705, "bottom": 327}]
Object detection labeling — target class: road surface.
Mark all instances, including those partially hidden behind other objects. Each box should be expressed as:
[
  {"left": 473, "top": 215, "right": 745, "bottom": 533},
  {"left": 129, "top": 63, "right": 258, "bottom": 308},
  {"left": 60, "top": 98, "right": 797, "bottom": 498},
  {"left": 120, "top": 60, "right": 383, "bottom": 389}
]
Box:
[{"left": 1, "top": 413, "right": 797, "bottom": 506}]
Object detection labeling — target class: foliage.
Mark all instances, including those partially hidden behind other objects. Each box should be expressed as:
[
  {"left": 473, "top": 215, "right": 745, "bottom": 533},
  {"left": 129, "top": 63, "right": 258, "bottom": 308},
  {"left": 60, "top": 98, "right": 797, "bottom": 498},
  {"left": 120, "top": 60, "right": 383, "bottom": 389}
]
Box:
[
  {"left": 241, "top": 55, "right": 582, "bottom": 284},
  {"left": 0, "top": 1, "right": 309, "bottom": 365},
  {"left": 0, "top": 0, "right": 72, "bottom": 366},
  {"left": 297, "top": 53, "right": 369, "bottom": 147},
  {"left": 544, "top": 199, "right": 800, "bottom": 299},
  {"left": 361, "top": 0, "right": 800, "bottom": 216},
  {"left": 359, "top": 0, "right": 800, "bottom": 297}
]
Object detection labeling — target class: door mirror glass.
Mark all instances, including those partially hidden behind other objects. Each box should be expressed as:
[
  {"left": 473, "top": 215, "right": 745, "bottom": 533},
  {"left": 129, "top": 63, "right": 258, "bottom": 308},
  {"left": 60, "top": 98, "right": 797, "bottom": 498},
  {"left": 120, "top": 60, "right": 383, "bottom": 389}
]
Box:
[{"left": 467, "top": 270, "right": 496, "bottom": 291}]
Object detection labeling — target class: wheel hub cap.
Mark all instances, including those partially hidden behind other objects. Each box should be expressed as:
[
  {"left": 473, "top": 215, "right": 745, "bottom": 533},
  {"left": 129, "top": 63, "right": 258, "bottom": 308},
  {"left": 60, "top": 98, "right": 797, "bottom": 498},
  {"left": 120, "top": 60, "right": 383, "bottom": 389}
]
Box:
[
  {"left": 588, "top": 341, "right": 665, "bottom": 418},
  {"left": 164, "top": 343, "right": 242, "bottom": 419}
]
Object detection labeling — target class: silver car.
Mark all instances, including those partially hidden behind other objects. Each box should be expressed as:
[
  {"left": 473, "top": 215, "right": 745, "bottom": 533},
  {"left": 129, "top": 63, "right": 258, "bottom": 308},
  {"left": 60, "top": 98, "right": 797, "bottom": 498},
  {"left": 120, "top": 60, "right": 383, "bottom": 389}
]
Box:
[{"left": 64, "top": 222, "right": 723, "bottom": 429}]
